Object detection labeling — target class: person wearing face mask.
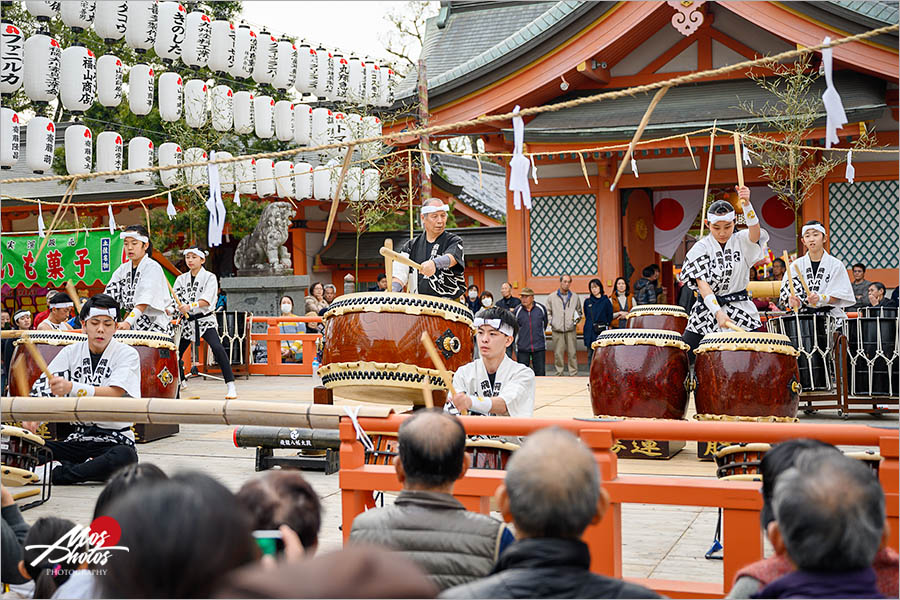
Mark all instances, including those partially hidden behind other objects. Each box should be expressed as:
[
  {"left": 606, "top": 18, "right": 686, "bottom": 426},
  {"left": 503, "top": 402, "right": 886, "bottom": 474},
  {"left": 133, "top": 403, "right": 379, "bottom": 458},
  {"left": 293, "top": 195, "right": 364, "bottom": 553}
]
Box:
[
  {"left": 480, "top": 291, "right": 494, "bottom": 309},
  {"left": 465, "top": 285, "right": 481, "bottom": 314},
  {"left": 278, "top": 296, "right": 304, "bottom": 363}
]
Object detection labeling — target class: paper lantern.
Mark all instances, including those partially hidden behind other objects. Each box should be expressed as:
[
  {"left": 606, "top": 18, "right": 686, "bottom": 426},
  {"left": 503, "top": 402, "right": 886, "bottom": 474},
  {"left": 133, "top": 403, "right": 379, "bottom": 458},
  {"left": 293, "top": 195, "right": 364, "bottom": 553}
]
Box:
[
  {"left": 59, "top": 45, "right": 96, "bottom": 113},
  {"left": 255, "top": 158, "right": 275, "bottom": 198},
  {"left": 365, "top": 60, "right": 379, "bottom": 106},
  {"left": 183, "top": 79, "right": 208, "bottom": 128},
  {"left": 128, "top": 64, "right": 154, "bottom": 116},
  {"left": 1, "top": 22, "right": 25, "bottom": 94},
  {"left": 293, "top": 161, "right": 312, "bottom": 199},
  {"left": 158, "top": 71, "right": 183, "bottom": 122},
  {"left": 363, "top": 168, "right": 380, "bottom": 202},
  {"left": 293, "top": 104, "right": 311, "bottom": 145},
  {"left": 96, "top": 54, "right": 123, "bottom": 107},
  {"left": 64, "top": 124, "right": 92, "bottom": 175},
  {"left": 211, "top": 85, "right": 233, "bottom": 132},
  {"left": 329, "top": 111, "right": 349, "bottom": 162},
  {"left": 26, "top": 117, "right": 54, "bottom": 174},
  {"left": 60, "top": 2, "right": 95, "bottom": 32},
  {"left": 329, "top": 51, "right": 348, "bottom": 102},
  {"left": 347, "top": 55, "right": 364, "bottom": 104},
  {"left": 230, "top": 25, "right": 256, "bottom": 80},
  {"left": 345, "top": 166, "right": 362, "bottom": 202},
  {"left": 215, "top": 150, "right": 234, "bottom": 192},
  {"left": 312, "top": 164, "right": 333, "bottom": 201},
  {"left": 23, "top": 34, "right": 61, "bottom": 103},
  {"left": 125, "top": 1, "right": 157, "bottom": 54},
  {"left": 236, "top": 158, "right": 256, "bottom": 195},
  {"left": 24, "top": 1, "right": 58, "bottom": 21},
  {"left": 233, "top": 90, "right": 254, "bottom": 135},
  {"left": 253, "top": 95, "right": 274, "bottom": 139},
  {"left": 274, "top": 100, "right": 293, "bottom": 142},
  {"left": 0, "top": 108, "right": 20, "bottom": 169},
  {"left": 379, "top": 64, "right": 394, "bottom": 107},
  {"left": 310, "top": 107, "right": 331, "bottom": 148},
  {"left": 95, "top": 131, "right": 123, "bottom": 180},
  {"left": 252, "top": 32, "right": 277, "bottom": 85},
  {"left": 183, "top": 147, "right": 208, "bottom": 187},
  {"left": 208, "top": 20, "right": 234, "bottom": 75},
  {"left": 127, "top": 136, "right": 154, "bottom": 184},
  {"left": 157, "top": 141, "right": 182, "bottom": 187},
  {"left": 313, "top": 46, "right": 331, "bottom": 98},
  {"left": 344, "top": 112, "right": 362, "bottom": 141},
  {"left": 155, "top": 2, "right": 185, "bottom": 63},
  {"left": 274, "top": 160, "right": 295, "bottom": 199},
  {"left": 182, "top": 11, "right": 211, "bottom": 68},
  {"left": 272, "top": 39, "right": 296, "bottom": 90},
  {"left": 361, "top": 115, "right": 382, "bottom": 160},
  {"left": 94, "top": 2, "right": 128, "bottom": 43},
  {"left": 294, "top": 43, "right": 315, "bottom": 94}
]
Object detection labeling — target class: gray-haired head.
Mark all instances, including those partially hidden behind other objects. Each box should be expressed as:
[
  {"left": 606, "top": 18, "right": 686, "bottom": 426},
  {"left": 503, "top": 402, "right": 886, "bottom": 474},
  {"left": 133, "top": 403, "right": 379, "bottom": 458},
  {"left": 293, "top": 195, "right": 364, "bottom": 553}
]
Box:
[
  {"left": 505, "top": 427, "right": 600, "bottom": 538},
  {"left": 773, "top": 449, "right": 885, "bottom": 572},
  {"left": 419, "top": 197, "right": 445, "bottom": 226}
]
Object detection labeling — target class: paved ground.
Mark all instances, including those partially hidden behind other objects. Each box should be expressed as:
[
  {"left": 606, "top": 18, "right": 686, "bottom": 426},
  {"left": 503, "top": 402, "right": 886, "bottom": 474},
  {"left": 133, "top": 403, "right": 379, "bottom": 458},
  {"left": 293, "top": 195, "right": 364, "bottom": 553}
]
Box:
[{"left": 12, "top": 374, "right": 892, "bottom": 586}]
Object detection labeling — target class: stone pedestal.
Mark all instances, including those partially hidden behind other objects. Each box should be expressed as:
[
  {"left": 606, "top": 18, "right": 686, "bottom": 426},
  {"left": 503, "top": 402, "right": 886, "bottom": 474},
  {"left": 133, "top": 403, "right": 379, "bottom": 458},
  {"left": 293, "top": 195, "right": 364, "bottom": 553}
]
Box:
[{"left": 220, "top": 274, "right": 310, "bottom": 316}]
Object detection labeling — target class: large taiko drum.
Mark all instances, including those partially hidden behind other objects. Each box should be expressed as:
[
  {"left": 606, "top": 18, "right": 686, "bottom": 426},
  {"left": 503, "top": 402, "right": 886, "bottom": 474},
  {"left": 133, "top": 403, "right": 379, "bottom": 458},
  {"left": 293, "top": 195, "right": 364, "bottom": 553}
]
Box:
[
  {"left": 1, "top": 424, "right": 51, "bottom": 486},
  {"left": 319, "top": 292, "right": 475, "bottom": 405},
  {"left": 844, "top": 308, "right": 898, "bottom": 397},
  {"left": 113, "top": 331, "right": 179, "bottom": 399},
  {"left": 8, "top": 331, "right": 88, "bottom": 396},
  {"left": 694, "top": 331, "right": 801, "bottom": 420},
  {"left": 714, "top": 443, "right": 770, "bottom": 480},
  {"left": 364, "top": 432, "right": 516, "bottom": 469},
  {"left": 626, "top": 304, "right": 688, "bottom": 334},
  {"left": 589, "top": 329, "right": 691, "bottom": 419}
]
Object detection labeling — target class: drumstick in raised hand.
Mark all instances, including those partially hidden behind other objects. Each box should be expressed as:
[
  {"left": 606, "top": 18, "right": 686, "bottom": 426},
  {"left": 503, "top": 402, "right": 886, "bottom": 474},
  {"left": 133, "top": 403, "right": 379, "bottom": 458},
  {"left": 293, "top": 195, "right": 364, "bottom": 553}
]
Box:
[
  {"left": 421, "top": 331, "right": 466, "bottom": 415},
  {"left": 165, "top": 277, "right": 183, "bottom": 309},
  {"left": 380, "top": 247, "right": 424, "bottom": 273},
  {"left": 782, "top": 251, "right": 799, "bottom": 313},
  {"left": 65, "top": 280, "right": 83, "bottom": 314},
  {"left": 793, "top": 264, "right": 812, "bottom": 299}
]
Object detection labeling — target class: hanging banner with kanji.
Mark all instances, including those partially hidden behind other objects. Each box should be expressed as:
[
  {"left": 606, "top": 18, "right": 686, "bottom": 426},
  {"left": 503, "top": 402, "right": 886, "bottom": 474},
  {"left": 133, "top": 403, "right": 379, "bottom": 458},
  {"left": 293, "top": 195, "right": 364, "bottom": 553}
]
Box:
[{"left": 0, "top": 231, "right": 125, "bottom": 289}]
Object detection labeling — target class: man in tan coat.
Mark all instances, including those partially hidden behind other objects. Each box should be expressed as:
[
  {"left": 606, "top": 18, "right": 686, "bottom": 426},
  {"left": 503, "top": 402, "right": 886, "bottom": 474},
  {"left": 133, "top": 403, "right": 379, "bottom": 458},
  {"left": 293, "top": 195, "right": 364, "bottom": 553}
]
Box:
[{"left": 546, "top": 275, "right": 583, "bottom": 376}]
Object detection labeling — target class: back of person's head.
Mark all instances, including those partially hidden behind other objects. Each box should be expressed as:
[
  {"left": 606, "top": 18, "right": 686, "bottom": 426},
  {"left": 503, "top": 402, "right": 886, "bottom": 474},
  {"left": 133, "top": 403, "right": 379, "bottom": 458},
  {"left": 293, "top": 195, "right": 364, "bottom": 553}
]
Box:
[
  {"left": 22, "top": 517, "right": 82, "bottom": 599},
  {"left": 236, "top": 471, "right": 322, "bottom": 552},
  {"left": 641, "top": 266, "right": 655, "bottom": 278},
  {"left": 397, "top": 409, "right": 466, "bottom": 488},
  {"left": 475, "top": 305, "right": 519, "bottom": 338},
  {"left": 760, "top": 438, "right": 839, "bottom": 527},
  {"left": 773, "top": 449, "right": 885, "bottom": 572},
  {"left": 79, "top": 293, "right": 121, "bottom": 322},
  {"left": 101, "top": 471, "right": 257, "bottom": 599},
  {"left": 93, "top": 462, "right": 168, "bottom": 520},
  {"left": 505, "top": 427, "right": 601, "bottom": 538}
]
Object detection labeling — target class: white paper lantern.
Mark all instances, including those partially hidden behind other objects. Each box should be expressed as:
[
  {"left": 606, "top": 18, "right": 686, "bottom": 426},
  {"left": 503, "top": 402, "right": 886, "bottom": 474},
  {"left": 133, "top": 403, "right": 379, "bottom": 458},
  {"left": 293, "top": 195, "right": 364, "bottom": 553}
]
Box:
[
  {"left": 272, "top": 39, "right": 296, "bottom": 90},
  {"left": 183, "top": 79, "right": 208, "bottom": 128},
  {"left": 293, "top": 104, "right": 311, "bottom": 145},
  {"left": 229, "top": 25, "right": 255, "bottom": 80},
  {"left": 293, "top": 161, "right": 312, "bottom": 199},
  {"left": 273, "top": 100, "right": 293, "bottom": 142},
  {"left": 329, "top": 111, "right": 350, "bottom": 161},
  {"left": 211, "top": 85, "right": 233, "bottom": 132},
  {"left": 59, "top": 45, "right": 96, "bottom": 113},
  {"left": 274, "top": 160, "right": 294, "bottom": 199},
  {"left": 95, "top": 131, "right": 123, "bottom": 180},
  {"left": 365, "top": 60, "right": 379, "bottom": 106},
  {"left": 254, "top": 95, "right": 274, "bottom": 139},
  {"left": 64, "top": 124, "right": 92, "bottom": 175},
  {"left": 158, "top": 72, "right": 183, "bottom": 122},
  {"left": 310, "top": 107, "right": 331, "bottom": 148},
  {"left": 330, "top": 51, "right": 347, "bottom": 101},
  {"left": 23, "top": 34, "right": 61, "bottom": 103},
  {"left": 183, "top": 147, "right": 208, "bottom": 187},
  {"left": 252, "top": 32, "right": 277, "bottom": 85},
  {"left": 182, "top": 11, "right": 211, "bottom": 68},
  {"left": 379, "top": 64, "right": 394, "bottom": 107},
  {"left": 94, "top": 2, "right": 128, "bottom": 43},
  {"left": 157, "top": 141, "right": 182, "bottom": 187},
  {"left": 236, "top": 158, "right": 256, "bottom": 195},
  {"left": 255, "top": 158, "right": 275, "bottom": 198},
  {"left": 294, "top": 43, "right": 315, "bottom": 94},
  {"left": 155, "top": 2, "right": 185, "bottom": 63},
  {"left": 215, "top": 150, "right": 234, "bottom": 192},
  {"left": 233, "top": 90, "right": 254, "bottom": 135},
  {"left": 312, "top": 164, "right": 333, "bottom": 201},
  {"left": 313, "top": 47, "right": 331, "bottom": 98},
  {"left": 344, "top": 112, "right": 362, "bottom": 141},
  {"left": 0, "top": 108, "right": 20, "bottom": 169},
  {"left": 347, "top": 55, "right": 365, "bottom": 104},
  {"left": 345, "top": 166, "right": 362, "bottom": 202},
  {"left": 24, "top": 1, "right": 58, "bottom": 21},
  {"left": 208, "top": 20, "right": 234, "bottom": 75},
  {"left": 362, "top": 115, "right": 382, "bottom": 160},
  {"left": 363, "top": 167, "right": 380, "bottom": 202},
  {"left": 1, "top": 22, "right": 25, "bottom": 95},
  {"left": 96, "top": 54, "right": 123, "bottom": 107},
  {"left": 26, "top": 117, "right": 54, "bottom": 174},
  {"left": 125, "top": 1, "right": 157, "bottom": 54},
  {"left": 60, "top": 2, "right": 95, "bottom": 32},
  {"left": 127, "top": 136, "right": 154, "bottom": 184},
  {"left": 128, "top": 64, "right": 154, "bottom": 116}
]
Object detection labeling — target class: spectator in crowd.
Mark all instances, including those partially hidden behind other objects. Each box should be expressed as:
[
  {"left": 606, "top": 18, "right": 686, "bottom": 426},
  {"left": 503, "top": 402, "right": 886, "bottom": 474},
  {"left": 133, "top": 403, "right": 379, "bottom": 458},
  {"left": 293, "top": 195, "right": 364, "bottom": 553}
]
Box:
[
  {"left": 611, "top": 277, "right": 635, "bottom": 328},
  {"left": 868, "top": 282, "right": 887, "bottom": 308},
  {"left": 546, "top": 275, "right": 583, "bottom": 377},
  {"left": 441, "top": 427, "right": 660, "bottom": 599},
  {"left": 278, "top": 295, "right": 304, "bottom": 363},
  {"left": 19, "top": 517, "right": 84, "bottom": 599},
  {"left": 350, "top": 410, "right": 513, "bottom": 590},
  {"left": 315, "top": 284, "right": 338, "bottom": 327},
  {"left": 1, "top": 310, "right": 11, "bottom": 329},
  {"left": 465, "top": 284, "right": 481, "bottom": 315},
  {"left": 479, "top": 290, "right": 494, "bottom": 310},
  {"left": 887, "top": 286, "right": 899, "bottom": 309},
  {"left": 634, "top": 265, "right": 661, "bottom": 305},
  {"left": 514, "top": 289, "right": 547, "bottom": 376},
  {"left": 93, "top": 462, "right": 169, "bottom": 520},
  {"left": 101, "top": 472, "right": 258, "bottom": 599},
  {"left": 768, "top": 258, "right": 786, "bottom": 282},
  {"left": 583, "top": 279, "right": 612, "bottom": 364},
  {"left": 2, "top": 486, "right": 28, "bottom": 586},
  {"left": 37, "top": 292, "right": 74, "bottom": 331},
  {"left": 850, "top": 263, "right": 871, "bottom": 308},
  {"left": 305, "top": 282, "right": 329, "bottom": 316},
  {"left": 496, "top": 282, "right": 522, "bottom": 313},
  {"left": 12, "top": 309, "right": 32, "bottom": 331},
  {"left": 31, "top": 291, "right": 56, "bottom": 330},
  {"left": 323, "top": 284, "right": 337, "bottom": 305},
  {"left": 371, "top": 273, "right": 388, "bottom": 291}
]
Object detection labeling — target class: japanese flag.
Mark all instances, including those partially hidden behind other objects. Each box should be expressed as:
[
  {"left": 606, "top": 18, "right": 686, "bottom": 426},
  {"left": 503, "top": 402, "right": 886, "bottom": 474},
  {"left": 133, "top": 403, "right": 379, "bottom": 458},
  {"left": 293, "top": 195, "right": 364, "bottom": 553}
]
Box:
[
  {"left": 751, "top": 185, "right": 796, "bottom": 257},
  {"left": 653, "top": 189, "right": 704, "bottom": 259}
]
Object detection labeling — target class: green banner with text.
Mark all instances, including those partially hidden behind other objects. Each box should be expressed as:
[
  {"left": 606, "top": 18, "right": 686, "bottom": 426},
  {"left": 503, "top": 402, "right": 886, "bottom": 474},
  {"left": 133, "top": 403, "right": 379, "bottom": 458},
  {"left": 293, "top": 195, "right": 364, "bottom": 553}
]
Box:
[{"left": 0, "top": 231, "right": 125, "bottom": 289}]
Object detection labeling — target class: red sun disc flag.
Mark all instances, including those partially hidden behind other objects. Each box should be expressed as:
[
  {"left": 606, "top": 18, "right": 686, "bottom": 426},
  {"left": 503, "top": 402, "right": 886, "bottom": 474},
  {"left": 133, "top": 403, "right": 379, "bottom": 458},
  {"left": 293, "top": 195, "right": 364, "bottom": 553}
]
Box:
[{"left": 652, "top": 189, "right": 704, "bottom": 259}]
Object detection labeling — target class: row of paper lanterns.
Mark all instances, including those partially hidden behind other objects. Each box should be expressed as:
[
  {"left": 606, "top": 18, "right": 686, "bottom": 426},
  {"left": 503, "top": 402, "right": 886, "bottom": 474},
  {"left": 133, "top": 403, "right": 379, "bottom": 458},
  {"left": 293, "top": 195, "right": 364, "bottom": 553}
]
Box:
[{"left": 6, "top": 1, "right": 396, "bottom": 107}]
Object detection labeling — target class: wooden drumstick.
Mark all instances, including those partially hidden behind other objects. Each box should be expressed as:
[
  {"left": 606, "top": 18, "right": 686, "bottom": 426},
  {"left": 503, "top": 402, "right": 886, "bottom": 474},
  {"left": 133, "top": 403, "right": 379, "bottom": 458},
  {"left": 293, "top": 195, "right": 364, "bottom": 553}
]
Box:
[
  {"left": 420, "top": 331, "right": 465, "bottom": 414},
  {"left": 782, "top": 251, "right": 799, "bottom": 313},
  {"left": 420, "top": 383, "right": 435, "bottom": 410},
  {"left": 65, "top": 280, "right": 83, "bottom": 314},
  {"left": 166, "top": 277, "right": 182, "bottom": 308},
  {"left": 725, "top": 322, "right": 746, "bottom": 333},
  {"left": 20, "top": 335, "right": 53, "bottom": 382},
  {"left": 12, "top": 356, "right": 28, "bottom": 397},
  {"left": 793, "top": 263, "right": 812, "bottom": 297},
  {"left": 380, "top": 247, "right": 424, "bottom": 273},
  {"left": 733, "top": 132, "right": 745, "bottom": 188},
  {"left": 383, "top": 238, "right": 394, "bottom": 287}
]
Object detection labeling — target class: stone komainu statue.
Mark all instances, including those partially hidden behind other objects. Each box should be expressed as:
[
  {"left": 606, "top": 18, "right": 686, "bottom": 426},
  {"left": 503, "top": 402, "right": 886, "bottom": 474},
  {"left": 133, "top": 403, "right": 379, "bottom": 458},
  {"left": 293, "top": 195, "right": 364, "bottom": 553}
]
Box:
[{"left": 234, "top": 201, "right": 294, "bottom": 271}]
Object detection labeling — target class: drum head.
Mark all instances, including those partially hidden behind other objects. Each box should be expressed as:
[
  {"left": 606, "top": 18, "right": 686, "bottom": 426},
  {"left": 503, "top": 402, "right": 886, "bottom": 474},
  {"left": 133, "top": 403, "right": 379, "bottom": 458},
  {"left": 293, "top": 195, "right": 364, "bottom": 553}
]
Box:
[
  {"left": 324, "top": 291, "right": 475, "bottom": 328},
  {"left": 591, "top": 328, "right": 689, "bottom": 351},
  {"left": 13, "top": 331, "right": 87, "bottom": 346},
  {"left": 113, "top": 331, "right": 177, "bottom": 351},
  {"left": 626, "top": 304, "right": 688, "bottom": 318},
  {"left": 695, "top": 331, "right": 798, "bottom": 356},
  {"left": 1, "top": 425, "right": 46, "bottom": 447},
  {"left": 319, "top": 361, "right": 449, "bottom": 406}
]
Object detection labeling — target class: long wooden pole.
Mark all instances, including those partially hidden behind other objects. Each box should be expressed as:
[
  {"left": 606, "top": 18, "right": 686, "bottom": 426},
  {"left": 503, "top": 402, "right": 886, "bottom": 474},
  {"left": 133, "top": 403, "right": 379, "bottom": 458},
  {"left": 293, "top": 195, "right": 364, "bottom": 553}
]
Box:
[
  {"left": 323, "top": 145, "right": 356, "bottom": 247},
  {"left": 699, "top": 121, "right": 717, "bottom": 238},
  {"left": 610, "top": 85, "right": 671, "bottom": 191}
]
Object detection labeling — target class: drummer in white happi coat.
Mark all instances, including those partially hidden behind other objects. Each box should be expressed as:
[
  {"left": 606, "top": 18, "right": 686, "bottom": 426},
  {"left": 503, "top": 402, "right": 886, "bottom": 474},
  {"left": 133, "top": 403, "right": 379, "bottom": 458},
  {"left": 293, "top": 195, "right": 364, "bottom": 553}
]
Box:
[{"left": 779, "top": 220, "right": 855, "bottom": 320}]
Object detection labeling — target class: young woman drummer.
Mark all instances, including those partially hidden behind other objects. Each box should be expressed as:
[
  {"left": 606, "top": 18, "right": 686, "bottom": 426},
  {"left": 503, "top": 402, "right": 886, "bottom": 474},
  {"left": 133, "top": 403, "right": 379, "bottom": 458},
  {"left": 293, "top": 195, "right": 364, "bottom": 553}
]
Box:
[{"left": 679, "top": 186, "right": 769, "bottom": 355}]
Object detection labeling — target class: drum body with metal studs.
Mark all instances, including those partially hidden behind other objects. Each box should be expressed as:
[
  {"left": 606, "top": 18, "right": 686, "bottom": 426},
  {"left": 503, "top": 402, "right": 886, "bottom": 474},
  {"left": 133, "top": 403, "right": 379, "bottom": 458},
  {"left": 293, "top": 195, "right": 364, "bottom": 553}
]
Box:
[
  {"left": 625, "top": 304, "right": 688, "bottom": 334},
  {"left": 8, "top": 331, "right": 88, "bottom": 396},
  {"left": 713, "top": 443, "right": 771, "bottom": 480},
  {"left": 1, "top": 424, "right": 50, "bottom": 486},
  {"left": 694, "top": 331, "right": 801, "bottom": 419},
  {"left": 113, "top": 331, "right": 179, "bottom": 399},
  {"left": 589, "top": 329, "right": 691, "bottom": 419},
  {"left": 363, "top": 431, "right": 516, "bottom": 469},
  {"left": 320, "top": 292, "right": 475, "bottom": 405}
]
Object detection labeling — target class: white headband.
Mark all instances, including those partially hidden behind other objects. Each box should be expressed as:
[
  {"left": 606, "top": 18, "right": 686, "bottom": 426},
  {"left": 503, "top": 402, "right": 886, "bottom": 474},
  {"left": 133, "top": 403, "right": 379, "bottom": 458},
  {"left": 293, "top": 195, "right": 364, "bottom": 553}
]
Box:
[
  {"left": 473, "top": 317, "right": 514, "bottom": 337},
  {"left": 50, "top": 302, "right": 74, "bottom": 309},
  {"left": 120, "top": 231, "right": 149, "bottom": 243},
  {"left": 87, "top": 307, "right": 118, "bottom": 320},
  {"left": 421, "top": 204, "right": 450, "bottom": 215},
  {"left": 183, "top": 248, "right": 207, "bottom": 259},
  {"left": 801, "top": 224, "right": 826, "bottom": 236},
  {"left": 707, "top": 210, "right": 736, "bottom": 224},
  {"left": 13, "top": 310, "right": 30, "bottom": 322}
]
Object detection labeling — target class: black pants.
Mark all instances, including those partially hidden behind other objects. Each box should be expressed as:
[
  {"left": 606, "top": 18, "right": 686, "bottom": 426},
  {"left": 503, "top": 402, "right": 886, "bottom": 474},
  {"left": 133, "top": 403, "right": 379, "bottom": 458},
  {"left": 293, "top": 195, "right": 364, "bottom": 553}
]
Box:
[
  {"left": 179, "top": 327, "right": 235, "bottom": 383},
  {"left": 44, "top": 440, "right": 137, "bottom": 485},
  {"left": 517, "top": 349, "right": 546, "bottom": 376},
  {"left": 683, "top": 330, "right": 703, "bottom": 365}
]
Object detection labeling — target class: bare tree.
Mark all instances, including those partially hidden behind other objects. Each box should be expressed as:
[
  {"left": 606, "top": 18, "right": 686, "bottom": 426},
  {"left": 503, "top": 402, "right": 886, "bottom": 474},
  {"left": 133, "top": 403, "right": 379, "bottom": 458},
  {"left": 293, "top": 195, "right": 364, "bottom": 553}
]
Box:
[{"left": 380, "top": 1, "right": 439, "bottom": 76}]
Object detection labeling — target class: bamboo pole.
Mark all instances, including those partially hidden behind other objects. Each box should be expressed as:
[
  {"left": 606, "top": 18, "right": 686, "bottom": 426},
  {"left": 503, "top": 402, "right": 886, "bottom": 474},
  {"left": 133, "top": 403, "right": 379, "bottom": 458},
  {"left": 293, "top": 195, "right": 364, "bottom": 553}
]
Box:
[{"left": 699, "top": 121, "right": 718, "bottom": 238}]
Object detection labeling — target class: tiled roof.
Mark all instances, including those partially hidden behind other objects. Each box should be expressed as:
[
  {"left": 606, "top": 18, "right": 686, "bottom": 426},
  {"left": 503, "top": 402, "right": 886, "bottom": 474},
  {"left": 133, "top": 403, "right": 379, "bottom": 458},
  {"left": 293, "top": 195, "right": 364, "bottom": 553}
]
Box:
[
  {"left": 432, "top": 154, "right": 506, "bottom": 221},
  {"left": 825, "top": 1, "right": 898, "bottom": 26}
]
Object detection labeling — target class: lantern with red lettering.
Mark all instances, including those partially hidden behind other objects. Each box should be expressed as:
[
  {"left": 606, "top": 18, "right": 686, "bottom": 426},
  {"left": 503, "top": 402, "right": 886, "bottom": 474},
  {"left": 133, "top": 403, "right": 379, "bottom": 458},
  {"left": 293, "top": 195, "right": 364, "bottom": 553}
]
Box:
[
  {"left": 230, "top": 26, "right": 255, "bottom": 81},
  {"left": 96, "top": 54, "right": 123, "bottom": 107},
  {"left": 347, "top": 55, "right": 364, "bottom": 104},
  {"left": 208, "top": 20, "right": 234, "bottom": 75},
  {"left": 274, "top": 161, "right": 295, "bottom": 199},
  {"left": 251, "top": 32, "right": 277, "bottom": 86},
  {"left": 0, "top": 108, "right": 20, "bottom": 169},
  {"left": 127, "top": 136, "right": 154, "bottom": 184},
  {"left": 158, "top": 72, "right": 183, "bottom": 122},
  {"left": 254, "top": 95, "right": 274, "bottom": 139},
  {"left": 363, "top": 168, "right": 380, "bottom": 202},
  {"left": 94, "top": 2, "right": 128, "bottom": 43},
  {"left": 211, "top": 85, "right": 233, "bottom": 132},
  {"left": 365, "top": 59, "right": 379, "bottom": 106},
  {"left": 293, "top": 161, "right": 312, "bottom": 199},
  {"left": 184, "top": 79, "right": 208, "bottom": 128},
  {"left": 313, "top": 46, "right": 331, "bottom": 98},
  {"left": 24, "top": 2, "right": 58, "bottom": 21},
  {"left": 1, "top": 22, "right": 25, "bottom": 95},
  {"left": 295, "top": 43, "right": 315, "bottom": 95},
  {"left": 183, "top": 147, "right": 208, "bottom": 187},
  {"left": 236, "top": 158, "right": 256, "bottom": 195},
  {"left": 329, "top": 111, "right": 349, "bottom": 161},
  {"left": 379, "top": 63, "right": 394, "bottom": 107},
  {"left": 274, "top": 100, "right": 293, "bottom": 142},
  {"left": 255, "top": 158, "right": 275, "bottom": 198},
  {"left": 215, "top": 150, "right": 234, "bottom": 192},
  {"left": 182, "top": 11, "right": 211, "bottom": 68},
  {"left": 60, "top": 2, "right": 95, "bottom": 33},
  {"left": 26, "top": 117, "right": 54, "bottom": 174},
  {"left": 327, "top": 51, "right": 344, "bottom": 102},
  {"left": 311, "top": 107, "right": 331, "bottom": 148},
  {"left": 155, "top": 2, "right": 185, "bottom": 64},
  {"left": 64, "top": 124, "right": 92, "bottom": 175},
  {"left": 272, "top": 39, "right": 296, "bottom": 90},
  {"left": 96, "top": 131, "right": 123, "bottom": 180},
  {"left": 158, "top": 141, "right": 182, "bottom": 188},
  {"left": 23, "top": 33, "right": 61, "bottom": 103},
  {"left": 293, "top": 104, "right": 311, "bottom": 145},
  {"left": 60, "top": 45, "right": 96, "bottom": 113},
  {"left": 128, "top": 64, "right": 154, "bottom": 116},
  {"left": 233, "top": 91, "right": 254, "bottom": 135},
  {"left": 125, "top": 1, "right": 157, "bottom": 54}
]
